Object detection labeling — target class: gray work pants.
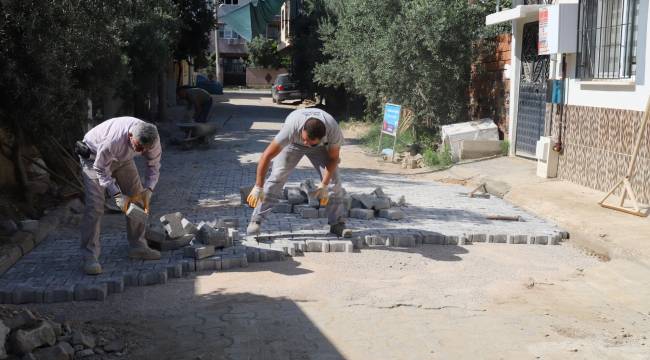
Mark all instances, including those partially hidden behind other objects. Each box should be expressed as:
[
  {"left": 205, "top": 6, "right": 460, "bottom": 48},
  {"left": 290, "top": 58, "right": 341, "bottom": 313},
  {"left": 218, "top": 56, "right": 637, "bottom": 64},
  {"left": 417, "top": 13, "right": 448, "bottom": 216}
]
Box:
[
  {"left": 80, "top": 158, "right": 147, "bottom": 260},
  {"left": 251, "top": 143, "right": 346, "bottom": 225}
]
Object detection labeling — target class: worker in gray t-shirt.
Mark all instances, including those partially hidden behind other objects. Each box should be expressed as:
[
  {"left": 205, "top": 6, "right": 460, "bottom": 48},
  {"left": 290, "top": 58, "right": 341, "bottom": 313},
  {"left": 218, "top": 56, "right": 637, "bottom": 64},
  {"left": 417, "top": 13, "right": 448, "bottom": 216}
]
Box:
[
  {"left": 246, "top": 108, "right": 350, "bottom": 237},
  {"left": 177, "top": 87, "right": 213, "bottom": 123}
]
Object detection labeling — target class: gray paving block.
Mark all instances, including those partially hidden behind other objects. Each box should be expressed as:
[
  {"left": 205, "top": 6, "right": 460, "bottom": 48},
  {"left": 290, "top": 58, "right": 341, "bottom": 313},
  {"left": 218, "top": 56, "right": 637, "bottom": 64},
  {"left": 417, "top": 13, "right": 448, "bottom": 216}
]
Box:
[
  {"left": 388, "top": 235, "right": 416, "bottom": 247},
  {"left": 318, "top": 207, "right": 327, "bottom": 218},
  {"left": 470, "top": 234, "right": 487, "bottom": 243},
  {"left": 365, "top": 234, "right": 391, "bottom": 246},
  {"left": 12, "top": 285, "right": 44, "bottom": 304},
  {"left": 530, "top": 235, "right": 548, "bottom": 245},
  {"left": 126, "top": 204, "right": 148, "bottom": 224},
  {"left": 550, "top": 235, "right": 561, "bottom": 245},
  {"left": 99, "top": 277, "right": 125, "bottom": 294},
  {"left": 273, "top": 202, "right": 293, "bottom": 213},
  {"left": 228, "top": 228, "right": 240, "bottom": 242},
  {"left": 196, "top": 224, "right": 228, "bottom": 247},
  {"left": 19, "top": 219, "right": 39, "bottom": 233},
  {"left": 286, "top": 187, "right": 306, "bottom": 204},
  {"left": 155, "top": 234, "right": 194, "bottom": 251},
  {"left": 508, "top": 235, "right": 528, "bottom": 244},
  {"left": 181, "top": 218, "right": 198, "bottom": 234},
  {"left": 351, "top": 194, "right": 374, "bottom": 209},
  {"left": 123, "top": 271, "right": 140, "bottom": 287},
  {"left": 351, "top": 236, "right": 365, "bottom": 249},
  {"left": 73, "top": 283, "right": 107, "bottom": 301},
  {"left": 246, "top": 248, "right": 260, "bottom": 263},
  {"left": 160, "top": 212, "right": 185, "bottom": 239},
  {"left": 180, "top": 259, "right": 196, "bottom": 273},
  {"left": 350, "top": 208, "right": 374, "bottom": 220},
  {"left": 329, "top": 240, "right": 354, "bottom": 252},
  {"left": 218, "top": 218, "right": 240, "bottom": 229},
  {"left": 184, "top": 245, "right": 215, "bottom": 260},
  {"left": 444, "top": 235, "right": 459, "bottom": 245},
  {"left": 300, "top": 207, "right": 318, "bottom": 219},
  {"left": 166, "top": 263, "right": 184, "bottom": 278},
  {"left": 489, "top": 234, "right": 507, "bottom": 243},
  {"left": 196, "top": 258, "right": 219, "bottom": 272},
  {"left": 138, "top": 270, "right": 167, "bottom": 286},
  {"left": 145, "top": 223, "right": 166, "bottom": 244},
  {"left": 378, "top": 209, "right": 405, "bottom": 220},
  {"left": 372, "top": 197, "right": 391, "bottom": 210},
  {"left": 43, "top": 285, "right": 75, "bottom": 303}
]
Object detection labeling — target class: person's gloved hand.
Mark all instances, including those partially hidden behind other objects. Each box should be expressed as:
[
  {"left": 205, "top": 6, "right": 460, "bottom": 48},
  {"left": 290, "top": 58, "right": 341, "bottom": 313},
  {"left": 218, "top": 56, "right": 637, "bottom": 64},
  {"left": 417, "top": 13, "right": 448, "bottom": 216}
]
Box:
[
  {"left": 114, "top": 193, "right": 130, "bottom": 213},
  {"left": 247, "top": 186, "right": 264, "bottom": 208},
  {"left": 140, "top": 188, "right": 153, "bottom": 213},
  {"left": 314, "top": 183, "right": 329, "bottom": 207}
]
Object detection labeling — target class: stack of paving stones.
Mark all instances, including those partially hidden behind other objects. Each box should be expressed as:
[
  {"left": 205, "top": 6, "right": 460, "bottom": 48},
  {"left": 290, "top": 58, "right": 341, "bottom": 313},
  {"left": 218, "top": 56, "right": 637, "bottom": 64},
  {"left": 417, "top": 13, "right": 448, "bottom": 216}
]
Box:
[{"left": 0, "top": 308, "right": 128, "bottom": 359}]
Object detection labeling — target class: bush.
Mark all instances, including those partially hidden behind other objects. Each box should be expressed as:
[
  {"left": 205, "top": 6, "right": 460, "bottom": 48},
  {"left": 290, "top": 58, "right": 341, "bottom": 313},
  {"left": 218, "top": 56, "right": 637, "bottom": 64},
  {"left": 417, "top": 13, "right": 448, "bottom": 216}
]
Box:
[{"left": 423, "top": 144, "right": 453, "bottom": 168}]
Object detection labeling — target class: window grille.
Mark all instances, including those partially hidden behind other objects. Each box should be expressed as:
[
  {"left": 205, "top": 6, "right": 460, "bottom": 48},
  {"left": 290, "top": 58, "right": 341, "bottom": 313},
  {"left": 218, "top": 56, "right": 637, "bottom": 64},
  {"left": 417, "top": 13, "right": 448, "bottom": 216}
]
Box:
[{"left": 576, "top": 0, "right": 639, "bottom": 80}]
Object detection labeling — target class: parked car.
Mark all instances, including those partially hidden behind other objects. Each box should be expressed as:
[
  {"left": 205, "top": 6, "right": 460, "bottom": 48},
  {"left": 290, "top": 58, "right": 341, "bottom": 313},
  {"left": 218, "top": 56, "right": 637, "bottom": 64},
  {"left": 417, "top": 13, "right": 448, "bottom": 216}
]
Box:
[{"left": 272, "top": 74, "right": 306, "bottom": 104}]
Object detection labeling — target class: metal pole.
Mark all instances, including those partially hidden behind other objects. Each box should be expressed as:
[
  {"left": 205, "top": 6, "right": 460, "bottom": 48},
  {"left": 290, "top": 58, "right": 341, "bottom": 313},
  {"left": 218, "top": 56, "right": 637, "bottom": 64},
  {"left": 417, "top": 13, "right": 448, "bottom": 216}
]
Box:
[
  {"left": 378, "top": 131, "right": 384, "bottom": 154},
  {"left": 215, "top": 4, "right": 221, "bottom": 82},
  {"left": 391, "top": 133, "right": 398, "bottom": 163}
]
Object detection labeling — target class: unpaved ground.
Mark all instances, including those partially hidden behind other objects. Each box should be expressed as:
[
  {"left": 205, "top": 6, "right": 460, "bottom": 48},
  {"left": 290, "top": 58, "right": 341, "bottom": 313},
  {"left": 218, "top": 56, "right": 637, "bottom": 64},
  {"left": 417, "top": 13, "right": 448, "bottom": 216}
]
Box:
[{"left": 24, "top": 94, "right": 650, "bottom": 359}]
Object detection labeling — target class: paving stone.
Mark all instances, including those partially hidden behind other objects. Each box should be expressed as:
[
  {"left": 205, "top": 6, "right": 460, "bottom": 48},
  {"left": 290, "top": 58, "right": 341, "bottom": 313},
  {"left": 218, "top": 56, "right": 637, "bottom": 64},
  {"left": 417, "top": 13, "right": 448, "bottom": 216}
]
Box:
[
  {"left": 166, "top": 263, "right": 184, "bottom": 278},
  {"left": 550, "top": 235, "right": 562, "bottom": 245},
  {"left": 11, "top": 231, "right": 36, "bottom": 256},
  {"left": 3, "top": 309, "right": 37, "bottom": 330},
  {"left": 160, "top": 212, "right": 185, "bottom": 239},
  {"left": 43, "top": 285, "right": 75, "bottom": 303},
  {"left": 217, "top": 218, "right": 239, "bottom": 229},
  {"left": 33, "top": 341, "right": 74, "bottom": 360},
  {"left": 125, "top": 204, "right": 148, "bottom": 224},
  {"left": 388, "top": 235, "right": 416, "bottom": 247},
  {"left": 508, "top": 235, "right": 528, "bottom": 244},
  {"left": 99, "top": 277, "right": 124, "bottom": 294},
  {"left": 488, "top": 234, "right": 508, "bottom": 243},
  {"left": 318, "top": 207, "right": 327, "bottom": 218},
  {"left": 183, "top": 245, "right": 215, "bottom": 260},
  {"left": 299, "top": 207, "right": 318, "bottom": 219},
  {"left": 153, "top": 234, "right": 194, "bottom": 252},
  {"left": 227, "top": 228, "right": 240, "bottom": 243},
  {"left": 349, "top": 208, "right": 374, "bottom": 220},
  {"left": 530, "top": 235, "right": 548, "bottom": 245},
  {"left": 470, "top": 234, "right": 487, "bottom": 243},
  {"left": 444, "top": 235, "right": 459, "bottom": 245},
  {"left": 145, "top": 223, "right": 166, "bottom": 244},
  {"left": 180, "top": 259, "right": 196, "bottom": 273},
  {"left": 12, "top": 285, "right": 44, "bottom": 304},
  {"left": 372, "top": 197, "right": 391, "bottom": 210},
  {"left": 273, "top": 202, "right": 293, "bottom": 213},
  {"left": 371, "top": 187, "right": 385, "bottom": 197},
  {"left": 181, "top": 218, "right": 198, "bottom": 234},
  {"left": 329, "top": 240, "right": 354, "bottom": 253},
  {"left": 246, "top": 248, "right": 260, "bottom": 263},
  {"left": 285, "top": 187, "right": 306, "bottom": 204},
  {"left": 258, "top": 248, "right": 286, "bottom": 261},
  {"left": 365, "top": 234, "right": 391, "bottom": 246},
  {"left": 196, "top": 258, "right": 219, "bottom": 271},
  {"left": 305, "top": 240, "right": 329, "bottom": 253},
  {"left": 73, "top": 284, "right": 107, "bottom": 301},
  {"left": 377, "top": 209, "right": 404, "bottom": 220},
  {"left": 0, "top": 246, "right": 22, "bottom": 275},
  {"left": 196, "top": 224, "right": 228, "bottom": 247},
  {"left": 10, "top": 320, "right": 56, "bottom": 354},
  {"left": 351, "top": 194, "right": 374, "bottom": 209},
  {"left": 123, "top": 272, "right": 140, "bottom": 287},
  {"left": 299, "top": 179, "right": 320, "bottom": 207},
  {"left": 458, "top": 235, "right": 469, "bottom": 245},
  {"left": 138, "top": 270, "right": 167, "bottom": 286}
]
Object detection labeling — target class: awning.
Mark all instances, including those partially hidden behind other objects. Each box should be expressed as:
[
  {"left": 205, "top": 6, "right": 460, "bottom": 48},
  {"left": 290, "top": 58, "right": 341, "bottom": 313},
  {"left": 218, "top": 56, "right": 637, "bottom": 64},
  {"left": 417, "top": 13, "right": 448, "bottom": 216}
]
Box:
[
  {"left": 219, "top": 0, "right": 284, "bottom": 42},
  {"left": 485, "top": 5, "right": 545, "bottom": 26}
]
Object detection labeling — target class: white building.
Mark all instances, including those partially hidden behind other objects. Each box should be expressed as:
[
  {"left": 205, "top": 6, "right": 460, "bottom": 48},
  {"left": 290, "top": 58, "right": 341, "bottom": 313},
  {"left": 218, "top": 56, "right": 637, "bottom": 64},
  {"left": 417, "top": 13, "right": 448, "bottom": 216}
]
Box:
[{"left": 487, "top": 0, "right": 650, "bottom": 205}]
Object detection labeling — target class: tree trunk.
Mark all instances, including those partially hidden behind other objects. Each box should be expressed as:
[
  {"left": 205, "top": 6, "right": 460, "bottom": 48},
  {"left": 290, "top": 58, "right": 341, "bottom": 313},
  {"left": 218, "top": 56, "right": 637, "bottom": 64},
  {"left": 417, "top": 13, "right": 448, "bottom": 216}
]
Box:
[
  {"left": 11, "top": 125, "right": 35, "bottom": 216},
  {"left": 158, "top": 70, "right": 168, "bottom": 122}
]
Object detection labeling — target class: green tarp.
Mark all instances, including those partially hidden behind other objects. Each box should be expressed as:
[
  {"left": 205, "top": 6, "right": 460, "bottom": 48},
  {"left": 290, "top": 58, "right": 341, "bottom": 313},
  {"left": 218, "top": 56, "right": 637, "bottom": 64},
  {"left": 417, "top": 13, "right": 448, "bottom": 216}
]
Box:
[{"left": 219, "top": 0, "right": 284, "bottom": 42}]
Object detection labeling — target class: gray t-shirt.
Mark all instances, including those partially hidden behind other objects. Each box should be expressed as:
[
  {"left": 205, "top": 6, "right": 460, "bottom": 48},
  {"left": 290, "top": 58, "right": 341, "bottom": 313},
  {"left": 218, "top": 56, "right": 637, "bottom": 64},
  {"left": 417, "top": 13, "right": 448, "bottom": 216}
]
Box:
[{"left": 274, "top": 108, "right": 344, "bottom": 148}]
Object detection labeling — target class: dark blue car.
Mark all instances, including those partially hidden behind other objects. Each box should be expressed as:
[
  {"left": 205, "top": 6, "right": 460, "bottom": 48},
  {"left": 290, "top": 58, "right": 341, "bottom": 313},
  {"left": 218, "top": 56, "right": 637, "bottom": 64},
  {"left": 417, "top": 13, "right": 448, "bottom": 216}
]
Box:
[{"left": 196, "top": 74, "right": 223, "bottom": 95}]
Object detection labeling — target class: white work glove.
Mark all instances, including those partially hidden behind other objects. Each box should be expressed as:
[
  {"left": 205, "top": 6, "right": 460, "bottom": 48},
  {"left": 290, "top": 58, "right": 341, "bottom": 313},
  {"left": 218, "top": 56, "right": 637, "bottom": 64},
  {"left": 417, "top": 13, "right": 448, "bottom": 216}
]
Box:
[
  {"left": 313, "top": 183, "right": 329, "bottom": 207},
  {"left": 114, "top": 193, "right": 130, "bottom": 213},
  {"left": 247, "top": 186, "right": 264, "bottom": 208}
]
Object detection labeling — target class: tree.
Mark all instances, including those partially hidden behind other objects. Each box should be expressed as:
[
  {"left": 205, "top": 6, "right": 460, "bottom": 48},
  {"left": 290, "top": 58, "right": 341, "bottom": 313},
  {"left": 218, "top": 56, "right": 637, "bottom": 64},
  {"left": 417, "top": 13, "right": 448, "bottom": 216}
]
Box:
[
  {"left": 314, "top": 0, "right": 485, "bottom": 137},
  {"left": 247, "top": 36, "right": 287, "bottom": 69}
]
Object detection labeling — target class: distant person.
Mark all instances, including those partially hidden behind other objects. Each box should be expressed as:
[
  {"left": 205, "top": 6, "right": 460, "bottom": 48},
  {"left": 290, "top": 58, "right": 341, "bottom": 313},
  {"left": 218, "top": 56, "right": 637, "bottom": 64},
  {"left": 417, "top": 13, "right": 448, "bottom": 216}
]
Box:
[
  {"left": 177, "top": 87, "right": 213, "bottom": 123},
  {"left": 76, "top": 117, "right": 162, "bottom": 275},
  {"left": 245, "top": 108, "right": 350, "bottom": 237}
]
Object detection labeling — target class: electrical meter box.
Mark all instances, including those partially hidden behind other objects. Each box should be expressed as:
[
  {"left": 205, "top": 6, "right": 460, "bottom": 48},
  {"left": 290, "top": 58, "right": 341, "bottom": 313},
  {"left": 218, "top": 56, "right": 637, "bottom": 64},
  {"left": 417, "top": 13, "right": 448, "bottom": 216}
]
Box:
[{"left": 538, "top": 4, "right": 579, "bottom": 55}]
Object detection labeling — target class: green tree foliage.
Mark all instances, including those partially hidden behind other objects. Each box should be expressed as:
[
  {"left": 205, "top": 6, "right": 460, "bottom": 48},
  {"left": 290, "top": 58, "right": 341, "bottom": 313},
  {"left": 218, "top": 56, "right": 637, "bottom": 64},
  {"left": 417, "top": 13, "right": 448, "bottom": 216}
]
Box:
[
  {"left": 247, "top": 36, "right": 287, "bottom": 69},
  {"left": 314, "top": 0, "right": 485, "bottom": 133},
  {"left": 173, "top": 0, "right": 216, "bottom": 68}
]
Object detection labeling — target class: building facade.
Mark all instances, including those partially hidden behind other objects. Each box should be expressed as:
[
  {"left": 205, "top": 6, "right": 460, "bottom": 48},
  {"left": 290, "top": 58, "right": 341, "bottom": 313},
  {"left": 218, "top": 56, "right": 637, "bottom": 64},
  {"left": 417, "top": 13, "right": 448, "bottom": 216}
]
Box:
[{"left": 488, "top": 0, "right": 650, "bottom": 204}]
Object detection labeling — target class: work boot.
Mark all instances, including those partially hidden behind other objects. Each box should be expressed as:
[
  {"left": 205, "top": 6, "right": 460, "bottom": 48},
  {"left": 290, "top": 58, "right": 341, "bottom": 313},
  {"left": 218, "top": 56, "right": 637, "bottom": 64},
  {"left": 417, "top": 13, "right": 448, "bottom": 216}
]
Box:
[
  {"left": 246, "top": 220, "right": 261, "bottom": 236},
  {"left": 128, "top": 246, "right": 161, "bottom": 260},
  {"left": 83, "top": 258, "right": 103, "bottom": 275},
  {"left": 329, "top": 223, "right": 352, "bottom": 238}
]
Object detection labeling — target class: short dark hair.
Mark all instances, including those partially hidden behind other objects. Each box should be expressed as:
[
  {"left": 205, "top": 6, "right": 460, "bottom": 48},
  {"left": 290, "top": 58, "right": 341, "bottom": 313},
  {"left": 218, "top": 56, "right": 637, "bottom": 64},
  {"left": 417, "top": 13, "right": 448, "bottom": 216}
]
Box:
[{"left": 304, "top": 118, "right": 326, "bottom": 140}]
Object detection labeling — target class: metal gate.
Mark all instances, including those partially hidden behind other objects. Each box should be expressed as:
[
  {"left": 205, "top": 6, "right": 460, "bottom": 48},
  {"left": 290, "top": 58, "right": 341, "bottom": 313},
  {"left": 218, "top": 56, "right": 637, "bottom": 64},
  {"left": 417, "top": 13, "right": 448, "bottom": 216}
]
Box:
[
  {"left": 515, "top": 22, "right": 549, "bottom": 157},
  {"left": 223, "top": 58, "right": 246, "bottom": 87}
]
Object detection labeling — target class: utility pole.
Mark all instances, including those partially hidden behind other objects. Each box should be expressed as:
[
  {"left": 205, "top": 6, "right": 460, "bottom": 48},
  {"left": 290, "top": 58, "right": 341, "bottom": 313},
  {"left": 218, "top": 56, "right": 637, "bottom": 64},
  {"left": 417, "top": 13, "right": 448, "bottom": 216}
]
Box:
[{"left": 215, "top": 2, "right": 223, "bottom": 82}]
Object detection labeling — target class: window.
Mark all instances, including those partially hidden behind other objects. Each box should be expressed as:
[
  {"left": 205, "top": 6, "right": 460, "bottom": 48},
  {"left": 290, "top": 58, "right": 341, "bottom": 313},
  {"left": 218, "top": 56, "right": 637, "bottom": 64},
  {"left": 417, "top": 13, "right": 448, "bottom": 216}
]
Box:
[
  {"left": 223, "top": 0, "right": 238, "bottom": 5},
  {"left": 218, "top": 24, "right": 242, "bottom": 40},
  {"left": 576, "top": 0, "right": 639, "bottom": 80}
]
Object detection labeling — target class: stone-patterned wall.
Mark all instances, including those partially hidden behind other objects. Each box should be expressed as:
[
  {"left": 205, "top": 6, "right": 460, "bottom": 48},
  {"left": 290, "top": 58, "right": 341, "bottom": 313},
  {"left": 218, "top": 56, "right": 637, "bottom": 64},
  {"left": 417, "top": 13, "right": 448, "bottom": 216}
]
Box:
[{"left": 555, "top": 104, "right": 650, "bottom": 204}]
